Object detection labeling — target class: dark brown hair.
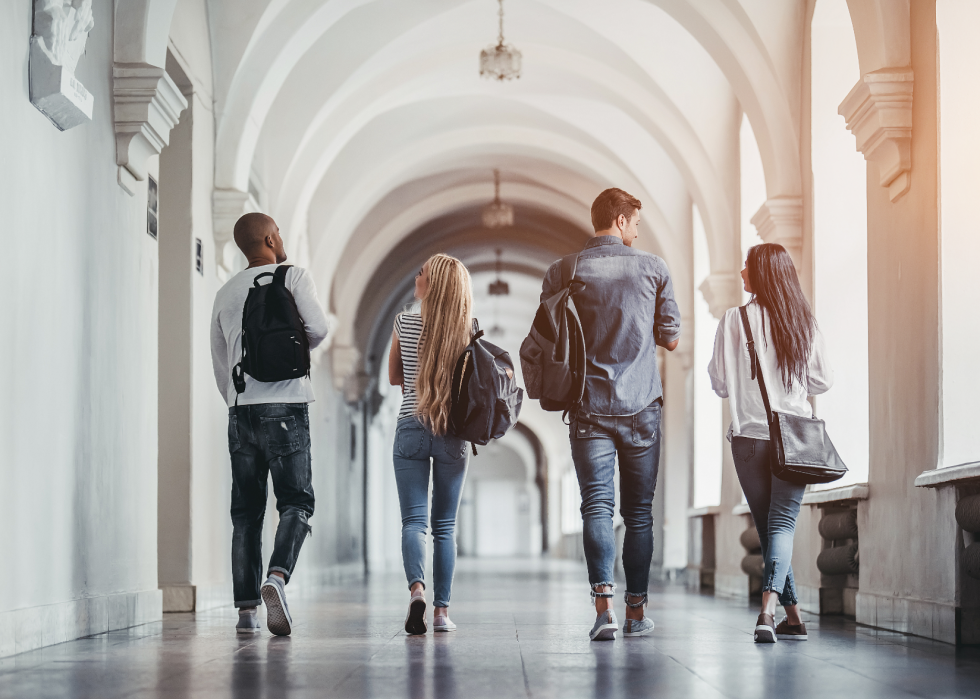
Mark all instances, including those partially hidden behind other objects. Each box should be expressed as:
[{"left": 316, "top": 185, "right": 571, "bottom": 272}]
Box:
[
  {"left": 591, "top": 188, "right": 641, "bottom": 232},
  {"left": 746, "top": 243, "right": 816, "bottom": 391}
]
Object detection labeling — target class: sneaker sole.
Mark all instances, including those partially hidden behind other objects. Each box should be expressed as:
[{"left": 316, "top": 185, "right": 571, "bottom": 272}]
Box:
[
  {"left": 754, "top": 625, "right": 777, "bottom": 643},
  {"left": 236, "top": 627, "right": 261, "bottom": 635},
  {"left": 405, "top": 599, "right": 427, "bottom": 635},
  {"left": 776, "top": 634, "right": 808, "bottom": 640},
  {"left": 590, "top": 624, "right": 618, "bottom": 641},
  {"left": 433, "top": 625, "right": 456, "bottom": 632},
  {"left": 623, "top": 623, "right": 654, "bottom": 637},
  {"left": 261, "top": 584, "right": 292, "bottom": 637}
]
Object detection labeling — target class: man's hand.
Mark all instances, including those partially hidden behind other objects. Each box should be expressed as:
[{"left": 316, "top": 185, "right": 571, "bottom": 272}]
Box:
[{"left": 665, "top": 339, "right": 679, "bottom": 352}]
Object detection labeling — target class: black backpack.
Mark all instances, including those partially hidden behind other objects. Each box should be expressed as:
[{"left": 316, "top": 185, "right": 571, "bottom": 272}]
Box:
[
  {"left": 519, "top": 253, "right": 586, "bottom": 417},
  {"left": 231, "top": 265, "right": 310, "bottom": 396},
  {"left": 448, "top": 321, "right": 524, "bottom": 454}
]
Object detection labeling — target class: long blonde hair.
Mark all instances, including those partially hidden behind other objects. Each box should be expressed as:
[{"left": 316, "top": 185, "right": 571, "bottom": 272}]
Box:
[{"left": 415, "top": 254, "right": 473, "bottom": 435}]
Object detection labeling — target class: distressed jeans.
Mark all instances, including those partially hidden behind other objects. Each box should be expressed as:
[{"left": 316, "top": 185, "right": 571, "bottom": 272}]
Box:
[
  {"left": 569, "top": 399, "right": 662, "bottom": 595},
  {"left": 732, "top": 436, "right": 805, "bottom": 606},
  {"left": 392, "top": 417, "right": 469, "bottom": 607},
  {"left": 228, "top": 404, "right": 315, "bottom": 608}
]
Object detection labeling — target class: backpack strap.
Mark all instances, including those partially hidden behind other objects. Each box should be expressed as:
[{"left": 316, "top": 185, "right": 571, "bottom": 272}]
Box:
[
  {"left": 273, "top": 264, "right": 292, "bottom": 285},
  {"left": 559, "top": 253, "right": 580, "bottom": 289}
]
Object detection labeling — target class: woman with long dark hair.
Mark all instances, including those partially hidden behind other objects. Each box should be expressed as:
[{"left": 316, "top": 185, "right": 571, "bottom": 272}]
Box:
[
  {"left": 708, "top": 243, "right": 833, "bottom": 643},
  {"left": 388, "top": 254, "right": 474, "bottom": 635}
]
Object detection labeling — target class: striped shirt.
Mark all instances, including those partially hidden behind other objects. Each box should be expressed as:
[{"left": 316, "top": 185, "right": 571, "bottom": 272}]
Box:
[{"left": 394, "top": 312, "right": 424, "bottom": 421}]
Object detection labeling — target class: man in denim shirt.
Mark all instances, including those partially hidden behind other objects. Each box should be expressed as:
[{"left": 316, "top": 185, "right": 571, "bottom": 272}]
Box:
[{"left": 540, "top": 188, "right": 680, "bottom": 641}]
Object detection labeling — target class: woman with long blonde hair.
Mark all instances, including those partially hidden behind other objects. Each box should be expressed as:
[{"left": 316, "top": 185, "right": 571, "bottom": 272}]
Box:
[{"left": 388, "top": 253, "right": 474, "bottom": 635}]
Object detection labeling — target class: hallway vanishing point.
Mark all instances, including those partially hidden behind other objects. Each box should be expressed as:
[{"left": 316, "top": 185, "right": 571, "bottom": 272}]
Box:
[{"left": 3, "top": 560, "right": 979, "bottom": 699}]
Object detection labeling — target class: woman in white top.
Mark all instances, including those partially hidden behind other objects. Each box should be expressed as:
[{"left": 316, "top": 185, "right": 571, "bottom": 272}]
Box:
[
  {"left": 708, "top": 243, "right": 833, "bottom": 643},
  {"left": 388, "top": 254, "right": 474, "bottom": 635}
]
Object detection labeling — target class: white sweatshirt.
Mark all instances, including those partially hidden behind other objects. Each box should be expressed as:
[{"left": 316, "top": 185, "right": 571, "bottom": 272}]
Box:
[
  {"left": 210, "top": 264, "right": 330, "bottom": 407},
  {"left": 707, "top": 301, "right": 833, "bottom": 441}
]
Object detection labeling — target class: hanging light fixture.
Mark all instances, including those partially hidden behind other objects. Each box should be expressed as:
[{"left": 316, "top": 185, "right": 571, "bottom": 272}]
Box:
[
  {"left": 488, "top": 248, "right": 509, "bottom": 296},
  {"left": 482, "top": 169, "right": 514, "bottom": 229},
  {"left": 479, "top": 0, "right": 522, "bottom": 81}
]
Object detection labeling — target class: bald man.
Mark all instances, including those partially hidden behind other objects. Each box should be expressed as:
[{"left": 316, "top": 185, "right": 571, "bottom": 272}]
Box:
[{"left": 210, "top": 213, "right": 330, "bottom": 636}]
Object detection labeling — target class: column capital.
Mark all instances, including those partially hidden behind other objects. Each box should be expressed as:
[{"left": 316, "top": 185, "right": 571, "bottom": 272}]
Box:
[
  {"left": 839, "top": 68, "right": 914, "bottom": 202},
  {"left": 698, "top": 273, "right": 742, "bottom": 320},
  {"left": 113, "top": 63, "right": 187, "bottom": 195},
  {"left": 750, "top": 197, "right": 804, "bottom": 269}
]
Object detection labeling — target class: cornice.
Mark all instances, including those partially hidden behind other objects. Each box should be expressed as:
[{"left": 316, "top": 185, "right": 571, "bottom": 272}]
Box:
[{"left": 113, "top": 63, "right": 187, "bottom": 195}]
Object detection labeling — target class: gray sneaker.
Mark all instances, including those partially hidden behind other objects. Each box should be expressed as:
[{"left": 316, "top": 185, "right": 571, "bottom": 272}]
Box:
[
  {"left": 260, "top": 575, "right": 293, "bottom": 636},
  {"left": 589, "top": 610, "right": 618, "bottom": 641},
  {"left": 236, "top": 609, "right": 261, "bottom": 634},
  {"left": 623, "top": 616, "right": 654, "bottom": 637}
]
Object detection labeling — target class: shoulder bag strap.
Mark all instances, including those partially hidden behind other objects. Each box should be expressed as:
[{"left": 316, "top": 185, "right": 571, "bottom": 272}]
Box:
[{"left": 738, "top": 305, "right": 773, "bottom": 426}]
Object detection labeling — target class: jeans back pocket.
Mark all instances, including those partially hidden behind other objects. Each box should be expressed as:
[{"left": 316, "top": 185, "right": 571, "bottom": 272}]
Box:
[
  {"left": 394, "top": 422, "right": 426, "bottom": 459},
  {"left": 261, "top": 415, "right": 304, "bottom": 456}
]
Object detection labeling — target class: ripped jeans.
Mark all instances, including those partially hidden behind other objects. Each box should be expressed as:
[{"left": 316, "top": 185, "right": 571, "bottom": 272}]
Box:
[
  {"left": 228, "top": 404, "right": 315, "bottom": 608},
  {"left": 732, "top": 436, "right": 805, "bottom": 606}
]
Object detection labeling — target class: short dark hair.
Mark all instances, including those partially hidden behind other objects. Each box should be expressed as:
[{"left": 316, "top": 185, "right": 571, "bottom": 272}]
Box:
[{"left": 591, "top": 188, "right": 641, "bottom": 232}]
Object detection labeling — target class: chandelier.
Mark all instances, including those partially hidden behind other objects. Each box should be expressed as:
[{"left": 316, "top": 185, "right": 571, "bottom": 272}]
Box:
[
  {"left": 482, "top": 169, "right": 514, "bottom": 229},
  {"left": 488, "top": 248, "right": 510, "bottom": 296},
  {"left": 479, "top": 0, "right": 522, "bottom": 81}
]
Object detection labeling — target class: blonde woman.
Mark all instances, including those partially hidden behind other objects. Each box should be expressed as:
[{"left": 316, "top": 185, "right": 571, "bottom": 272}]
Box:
[{"left": 388, "top": 253, "right": 474, "bottom": 635}]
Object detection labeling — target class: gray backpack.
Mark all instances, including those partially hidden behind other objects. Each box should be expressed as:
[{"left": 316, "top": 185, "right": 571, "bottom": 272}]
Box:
[
  {"left": 448, "top": 321, "right": 524, "bottom": 455},
  {"left": 519, "top": 253, "right": 586, "bottom": 417}
]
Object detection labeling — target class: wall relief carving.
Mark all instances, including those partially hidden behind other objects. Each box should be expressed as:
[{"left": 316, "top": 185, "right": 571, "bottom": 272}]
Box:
[{"left": 30, "top": 0, "right": 95, "bottom": 130}]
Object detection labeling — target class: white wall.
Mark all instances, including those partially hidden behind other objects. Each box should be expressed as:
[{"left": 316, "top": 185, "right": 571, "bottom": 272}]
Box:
[
  {"left": 0, "top": 0, "right": 162, "bottom": 656},
  {"left": 937, "top": 0, "right": 980, "bottom": 469},
  {"left": 810, "top": 0, "right": 869, "bottom": 488}
]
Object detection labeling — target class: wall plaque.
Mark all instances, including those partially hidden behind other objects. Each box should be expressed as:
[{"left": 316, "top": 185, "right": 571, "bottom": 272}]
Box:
[{"left": 30, "top": 0, "right": 95, "bottom": 131}]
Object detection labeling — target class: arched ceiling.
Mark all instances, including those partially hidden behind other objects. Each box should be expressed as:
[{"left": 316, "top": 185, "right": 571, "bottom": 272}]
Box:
[{"left": 192, "top": 0, "right": 808, "bottom": 365}]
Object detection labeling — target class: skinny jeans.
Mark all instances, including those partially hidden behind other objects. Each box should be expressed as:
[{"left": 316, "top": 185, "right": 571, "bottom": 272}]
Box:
[
  {"left": 392, "top": 417, "right": 469, "bottom": 607},
  {"left": 731, "top": 436, "right": 805, "bottom": 606}
]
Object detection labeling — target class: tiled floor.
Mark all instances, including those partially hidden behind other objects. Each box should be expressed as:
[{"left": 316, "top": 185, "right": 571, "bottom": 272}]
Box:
[{"left": 3, "top": 558, "right": 980, "bottom": 698}]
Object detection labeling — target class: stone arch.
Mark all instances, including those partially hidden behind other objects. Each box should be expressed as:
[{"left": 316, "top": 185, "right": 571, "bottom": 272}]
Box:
[
  {"left": 844, "top": 0, "right": 911, "bottom": 74},
  {"left": 113, "top": 0, "right": 179, "bottom": 66}
]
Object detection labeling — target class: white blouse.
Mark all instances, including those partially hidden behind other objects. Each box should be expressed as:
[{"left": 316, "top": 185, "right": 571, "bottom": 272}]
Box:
[{"left": 708, "top": 301, "right": 833, "bottom": 441}]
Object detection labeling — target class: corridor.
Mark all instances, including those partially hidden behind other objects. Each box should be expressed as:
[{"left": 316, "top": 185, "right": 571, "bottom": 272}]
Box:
[
  {"left": 7, "top": 0, "right": 980, "bottom": 689},
  {"left": 4, "top": 560, "right": 979, "bottom": 699}
]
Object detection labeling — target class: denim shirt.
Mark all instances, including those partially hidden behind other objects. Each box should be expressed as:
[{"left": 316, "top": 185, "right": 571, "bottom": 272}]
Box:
[{"left": 540, "top": 236, "right": 681, "bottom": 416}]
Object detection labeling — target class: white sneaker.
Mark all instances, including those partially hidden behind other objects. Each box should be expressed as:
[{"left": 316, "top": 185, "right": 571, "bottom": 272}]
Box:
[{"left": 405, "top": 590, "right": 427, "bottom": 635}]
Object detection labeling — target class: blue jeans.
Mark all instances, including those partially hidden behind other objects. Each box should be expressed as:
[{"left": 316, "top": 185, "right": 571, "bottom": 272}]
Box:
[
  {"left": 732, "top": 436, "right": 805, "bottom": 606},
  {"left": 392, "top": 417, "right": 469, "bottom": 607},
  {"left": 569, "top": 400, "right": 662, "bottom": 594},
  {"left": 228, "top": 404, "right": 314, "bottom": 608}
]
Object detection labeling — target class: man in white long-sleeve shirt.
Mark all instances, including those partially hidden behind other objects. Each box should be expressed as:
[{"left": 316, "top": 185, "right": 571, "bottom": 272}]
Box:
[{"left": 210, "top": 213, "right": 330, "bottom": 636}]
